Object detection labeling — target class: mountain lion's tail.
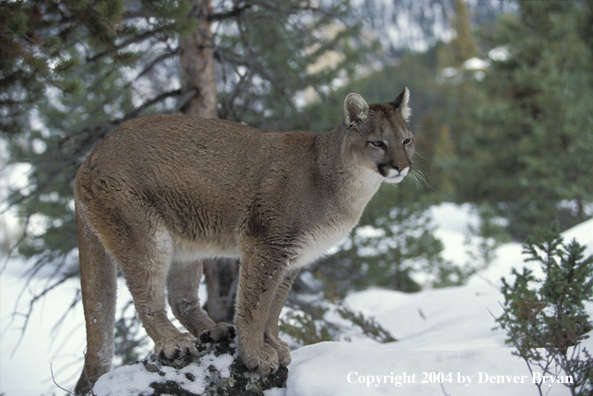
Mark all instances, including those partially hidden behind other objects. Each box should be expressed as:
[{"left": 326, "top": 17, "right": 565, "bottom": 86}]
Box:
[{"left": 74, "top": 184, "right": 117, "bottom": 395}]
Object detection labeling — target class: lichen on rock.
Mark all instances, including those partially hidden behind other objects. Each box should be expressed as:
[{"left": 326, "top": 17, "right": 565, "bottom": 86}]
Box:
[{"left": 92, "top": 338, "right": 288, "bottom": 396}]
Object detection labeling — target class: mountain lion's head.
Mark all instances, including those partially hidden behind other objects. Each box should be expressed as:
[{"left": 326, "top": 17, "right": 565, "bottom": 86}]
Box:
[{"left": 342, "top": 88, "right": 414, "bottom": 185}]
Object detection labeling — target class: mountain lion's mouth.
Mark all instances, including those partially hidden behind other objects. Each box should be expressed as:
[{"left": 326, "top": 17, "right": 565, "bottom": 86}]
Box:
[{"left": 384, "top": 167, "right": 409, "bottom": 184}]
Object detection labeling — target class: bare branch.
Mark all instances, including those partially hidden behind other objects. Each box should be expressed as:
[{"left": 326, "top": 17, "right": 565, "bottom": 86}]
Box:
[
  {"left": 440, "top": 383, "right": 451, "bottom": 396},
  {"left": 490, "top": 305, "right": 544, "bottom": 396},
  {"left": 51, "top": 363, "right": 76, "bottom": 395},
  {"left": 10, "top": 273, "right": 75, "bottom": 357}
]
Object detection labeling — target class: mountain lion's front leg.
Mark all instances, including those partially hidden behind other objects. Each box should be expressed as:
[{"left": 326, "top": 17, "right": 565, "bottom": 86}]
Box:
[
  {"left": 235, "top": 246, "right": 288, "bottom": 375},
  {"left": 264, "top": 269, "right": 298, "bottom": 367},
  {"left": 112, "top": 231, "right": 198, "bottom": 361}
]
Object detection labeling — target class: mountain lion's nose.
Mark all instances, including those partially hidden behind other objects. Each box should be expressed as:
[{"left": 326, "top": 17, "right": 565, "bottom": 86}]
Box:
[{"left": 393, "top": 163, "right": 408, "bottom": 172}]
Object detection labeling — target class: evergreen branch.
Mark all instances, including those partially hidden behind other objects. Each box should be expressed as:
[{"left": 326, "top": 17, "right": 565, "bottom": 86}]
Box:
[
  {"left": 5, "top": 88, "right": 183, "bottom": 217},
  {"left": 83, "top": 49, "right": 178, "bottom": 125},
  {"left": 209, "top": 1, "right": 322, "bottom": 21},
  {"left": 129, "top": 89, "right": 182, "bottom": 117},
  {"left": 85, "top": 26, "right": 168, "bottom": 64},
  {"left": 209, "top": 4, "right": 254, "bottom": 21},
  {"left": 215, "top": 47, "right": 303, "bottom": 119},
  {"left": 490, "top": 305, "right": 544, "bottom": 396}
]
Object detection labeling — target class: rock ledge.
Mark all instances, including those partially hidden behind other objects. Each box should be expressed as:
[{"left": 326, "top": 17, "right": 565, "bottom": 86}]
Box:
[{"left": 92, "top": 339, "right": 288, "bottom": 396}]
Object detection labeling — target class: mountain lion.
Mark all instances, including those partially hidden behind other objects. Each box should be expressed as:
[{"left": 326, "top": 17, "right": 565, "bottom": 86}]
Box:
[{"left": 74, "top": 89, "right": 414, "bottom": 394}]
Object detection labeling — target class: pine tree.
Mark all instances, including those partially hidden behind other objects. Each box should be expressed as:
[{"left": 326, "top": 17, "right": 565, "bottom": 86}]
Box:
[
  {"left": 0, "top": 0, "right": 126, "bottom": 135},
  {"left": 497, "top": 224, "right": 593, "bottom": 395},
  {"left": 453, "top": 1, "right": 593, "bottom": 239},
  {"left": 2, "top": 0, "right": 373, "bottom": 370},
  {"left": 358, "top": 0, "right": 513, "bottom": 54}
]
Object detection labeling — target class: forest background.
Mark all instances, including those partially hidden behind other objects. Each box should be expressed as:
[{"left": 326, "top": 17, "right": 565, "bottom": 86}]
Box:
[{"left": 1, "top": 0, "right": 593, "bottom": 388}]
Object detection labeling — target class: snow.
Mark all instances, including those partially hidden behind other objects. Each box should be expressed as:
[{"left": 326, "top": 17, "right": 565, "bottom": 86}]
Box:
[
  {"left": 93, "top": 352, "right": 236, "bottom": 395},
  {"left": 463, "top": 57, "right": 489, "bottom": 71},
  {"left": 489, "top": 46, "right": 511, "bottom": 62},
  {"left": 288, "top": 344, "right": 538, "bottom": 395},
  {"left": 2, "top": 203, "right": 592, "bottom": 395},
  {"left": 92, "top": 365, "right": 163, "bottom": 395}
]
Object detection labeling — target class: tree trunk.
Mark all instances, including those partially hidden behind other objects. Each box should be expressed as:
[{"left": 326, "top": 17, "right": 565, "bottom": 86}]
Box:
[
  {"left": 178, "top": 0, "right": 218, "bottom": 119},
  {"left": 178, "top": 0, "right": 237, "bottom": 323}
]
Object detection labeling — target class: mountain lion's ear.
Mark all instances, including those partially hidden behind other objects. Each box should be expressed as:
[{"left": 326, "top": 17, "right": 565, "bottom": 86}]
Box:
[
  {"left": 391, "top": 87, "right": 411, "bottom": 121},
  {"left": 344, "top": 93, "right": 369, "bottom": 129}
]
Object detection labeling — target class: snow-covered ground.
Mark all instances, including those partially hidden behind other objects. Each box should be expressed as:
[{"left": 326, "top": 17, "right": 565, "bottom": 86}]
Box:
[{"left": 1, "top": 203, "right": 592, "bottom": 395}]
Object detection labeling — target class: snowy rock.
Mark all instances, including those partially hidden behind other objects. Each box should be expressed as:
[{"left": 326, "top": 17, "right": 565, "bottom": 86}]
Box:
[{"left": 92, "top": 338, "right": 288, "bottom": 396}]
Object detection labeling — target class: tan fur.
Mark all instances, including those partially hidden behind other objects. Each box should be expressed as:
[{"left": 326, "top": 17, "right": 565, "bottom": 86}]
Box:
[{"left": 74, "top": 89, "right": 414, "bottom": 394}]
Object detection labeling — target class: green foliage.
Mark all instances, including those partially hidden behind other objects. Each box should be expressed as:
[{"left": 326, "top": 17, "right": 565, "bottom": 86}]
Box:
[
  {"left": 279, "top": 293, "right": 397, "bottom": 346},
  {"left": 464, "top": 205, "right": 510, "bottom": 273},
  {"left": 335, "top": 305, "right": 396, "bottom": 343},
  {"left": 292, "top": 48, "right": 440, "bottom": 135},
  {"left": 9, "top": 55, "right": 137, "bottom": 261},
  {"left": 215, "top": 0, "right": 374, "bottom": 131},
  {"left": 4, "top": 0, "right": 194, "bottom": 265},
  {"left": 279, "top": 307, "right": 334, "bottom": 346},
  {"left": 441, "top": 0, "right": 478, "bottom": 68},
  {"left": 0, "top": 0, "right": 131, "bottom": 135},
  {"left": 496, "top": 224, "right": 593, "bottom": 395},
  {"left": 451, "top": 1, "right": 593, "bottom": 239},
  {"left": 428, "top": 0, "right": 488, "bottom": 202}
]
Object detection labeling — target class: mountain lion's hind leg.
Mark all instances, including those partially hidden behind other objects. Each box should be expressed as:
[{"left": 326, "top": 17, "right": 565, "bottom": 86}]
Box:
[
  {"left": 167, "top": 259, "right": 234, "bottom": 343},
  {"left": 264, "top": 269, "right": 298, "bottom": 367},
  {"left": 74, "top": 208, "right": 117, "bottom": 396}
]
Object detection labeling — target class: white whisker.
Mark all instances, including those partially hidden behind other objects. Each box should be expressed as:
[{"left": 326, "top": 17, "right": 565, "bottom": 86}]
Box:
[{"left": 410, "top": 169, "right": 434, "bottom": 191}]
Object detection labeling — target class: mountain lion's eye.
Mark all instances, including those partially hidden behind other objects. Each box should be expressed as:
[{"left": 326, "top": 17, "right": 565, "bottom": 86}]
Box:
[
  {"left": 403, "top": 138, "right": 412, "bottom": 145},
  {"left": 370, "top": 140, "right": 385, "bottom": 148}
]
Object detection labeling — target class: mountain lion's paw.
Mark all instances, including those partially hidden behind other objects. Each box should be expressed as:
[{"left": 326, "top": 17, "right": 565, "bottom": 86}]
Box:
[
  {"left": 264, "top": 336, "right": 291, "bottom": 367},
  {"left": 242, "top": 343, "right": 279, "bottom": 376},
  {"left": 154, "top": 333, "right": 198, "bottom": 360},
  {"left": 275, "top": 340, "right": 291, "bottom": 367},
  {"left": 199, "top": 322, "right": 235, "bottom": 343}
]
